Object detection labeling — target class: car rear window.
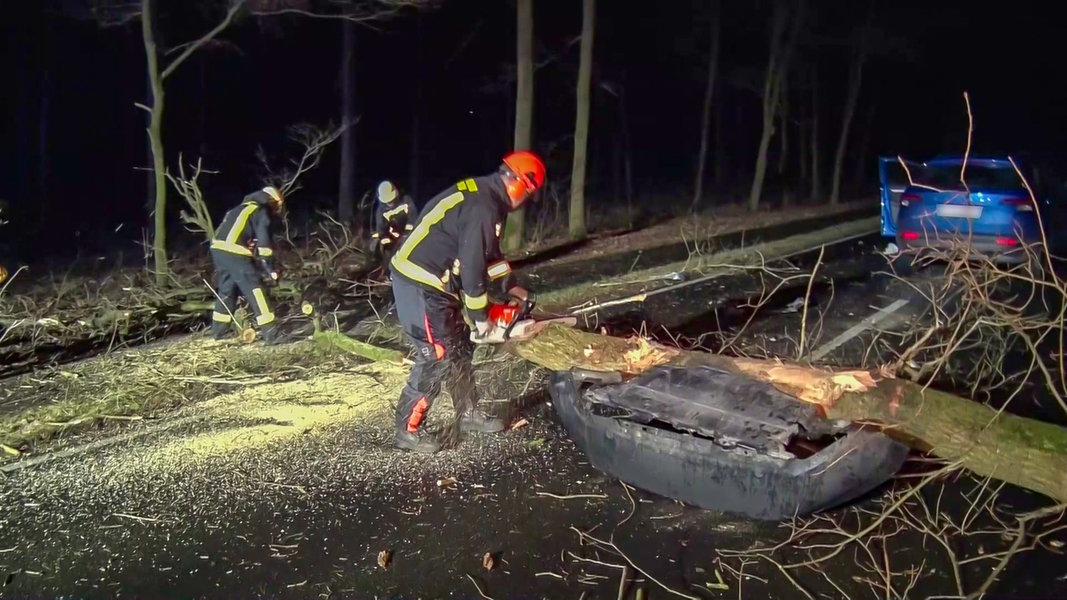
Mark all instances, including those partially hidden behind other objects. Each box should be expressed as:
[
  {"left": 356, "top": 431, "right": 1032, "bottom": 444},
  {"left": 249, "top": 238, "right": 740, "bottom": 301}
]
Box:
[{"left": 915, "top": 163, "right": 1024, "bottom": 191}]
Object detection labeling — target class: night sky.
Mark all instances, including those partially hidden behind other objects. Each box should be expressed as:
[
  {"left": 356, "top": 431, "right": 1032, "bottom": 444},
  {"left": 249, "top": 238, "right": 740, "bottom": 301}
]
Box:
[{"left": 2, "top": 0, "right": 1063, "bottom": 260}]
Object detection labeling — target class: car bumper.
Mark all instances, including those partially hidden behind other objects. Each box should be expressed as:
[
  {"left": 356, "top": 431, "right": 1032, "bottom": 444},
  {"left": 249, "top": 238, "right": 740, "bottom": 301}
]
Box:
[{"left": 896, "top": 234, "right": 1040, "bottom": 264}]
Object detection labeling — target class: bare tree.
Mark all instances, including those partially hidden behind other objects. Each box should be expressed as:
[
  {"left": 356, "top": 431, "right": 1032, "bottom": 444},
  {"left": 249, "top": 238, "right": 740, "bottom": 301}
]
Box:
[
  {"left": 691, "top": 0, "right": 721, "bottom": 212},
  {"left": 167, "top": 156, "right": 219, "bottom": 241},
  {"left": 502, "top": 0, "right": 535, "bottom": 252},
  {"left": 747, "top": 0, "right": 805, "bottom": 212},
  {"left": 567, "top": 0, "right": 596, "bottom": 239},
  {"left": 65, "top": 0, "right": 428, "bottom": 285},
  {"left": 256, "top": 121, "right": 353, "bottom": 197},
  {"left": 829, "top": 0, "right": 876, "bottom": 205}
]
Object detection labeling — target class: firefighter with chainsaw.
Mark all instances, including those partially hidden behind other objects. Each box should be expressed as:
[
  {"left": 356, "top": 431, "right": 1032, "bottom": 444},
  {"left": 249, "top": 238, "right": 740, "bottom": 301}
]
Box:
[
  {"left": 369, "top": 180, "right": 415, "bottom": 261},
  {"left": 209, "top": 186, "right": 285, "bottom": 344},
  {"left": 389, "top": 150, "right": 546, "bottom": 453}
]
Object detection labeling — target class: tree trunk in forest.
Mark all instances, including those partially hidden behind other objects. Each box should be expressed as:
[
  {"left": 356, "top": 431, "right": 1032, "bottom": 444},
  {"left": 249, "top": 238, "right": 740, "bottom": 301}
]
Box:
[
  {"left": 809, "top": 65, "right": 822, "bottom": 201},
  {"left": 798, "top": 100, "right": 810, "bottom": 188},
  {"left": 829, "top": 1, "right": 875, "bottom": 205},
  {"left": 502, "top": 0, "right": 534, "bottom": 252},
  {"left": 338, "top": 20, "right": 357, "bottom": 222},
  {"left": 748, "top": 0, "right": 804, "bottom": 212},
  {"left": 691, "top": 0, "right": 721, "bottom": 213},
  {"left": 713, "top": 90, "right": 726, "bottom": 190},
  {"left": 776, "top": 80, "right": 789, "bottom": 177},
  {"left": 509, "top": 324, "right": 1067, "bottom": 504},
  {"left": 142, "top": 0, "right": 169, "bottom": 285},
  {"left": 851, "top": 102, "right": 877, "bottom": 190},
  {"left": 618, "top": 82, "right": 634, "bottom": 226},
  {"left": 568, "top": 0, "right": 595, "bottom": 239}
]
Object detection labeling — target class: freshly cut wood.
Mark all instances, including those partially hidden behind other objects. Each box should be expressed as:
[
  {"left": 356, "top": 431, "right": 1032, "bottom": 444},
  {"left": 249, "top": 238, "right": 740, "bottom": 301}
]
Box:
[{"left": 509, "top": 324, "right": 1067, "bottom": 503}]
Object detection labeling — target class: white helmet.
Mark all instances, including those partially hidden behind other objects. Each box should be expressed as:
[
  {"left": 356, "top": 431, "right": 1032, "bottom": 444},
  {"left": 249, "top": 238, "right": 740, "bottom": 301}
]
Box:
[{"left": 377, "top": 180, "right": 398, "bottom": 204}]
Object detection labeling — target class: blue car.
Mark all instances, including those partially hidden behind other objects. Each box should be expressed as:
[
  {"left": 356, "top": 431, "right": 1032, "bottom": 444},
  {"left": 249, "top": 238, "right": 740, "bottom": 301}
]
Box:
[{"left": 879, "top": 155, "right": 1062, "bottom": 264}]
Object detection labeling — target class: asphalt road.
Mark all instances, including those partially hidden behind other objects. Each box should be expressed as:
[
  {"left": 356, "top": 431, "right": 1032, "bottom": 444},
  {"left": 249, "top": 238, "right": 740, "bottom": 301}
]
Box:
[{"left": 3, "top": 232, "right": 1066, "bottom": 599}]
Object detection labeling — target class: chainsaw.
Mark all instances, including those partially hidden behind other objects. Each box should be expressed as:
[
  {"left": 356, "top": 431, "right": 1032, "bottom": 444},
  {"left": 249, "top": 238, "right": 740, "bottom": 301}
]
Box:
[{"left": 471, "top": 295, "right": 577, "bottom": 344}]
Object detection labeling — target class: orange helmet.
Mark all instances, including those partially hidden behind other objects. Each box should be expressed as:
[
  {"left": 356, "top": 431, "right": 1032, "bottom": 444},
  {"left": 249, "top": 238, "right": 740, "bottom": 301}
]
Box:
[{"left": 501, "top": 150, "right": 546, "bottom": 208}]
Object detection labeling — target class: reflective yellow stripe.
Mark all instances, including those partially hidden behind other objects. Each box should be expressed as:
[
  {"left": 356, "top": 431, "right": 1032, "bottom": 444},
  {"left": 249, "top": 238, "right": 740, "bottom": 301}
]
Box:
[
  {"left": 457, "top": 181, "right": 467, "bottom": 191},
  {"left": 210, "top": 240, "right": 253, "bottom": 256},
  {"left": 383, "top": 204, "right": 409, "bottom": 220},
  {"left": 487, "top": 260, "right": 511, "bottom": 280},
  {"left": 391, "top": 191, "right": 465, "bottom": 296},
  {"left": 464, "top": 293, "right": 488, "bottom": 311},
  {"left": 371, "top": 232, "right": 380, "bottom": 239},
  {"left": 212, "top": 311, "right": 232, "bottom": 323},
  {"left": 464, "top": 178, "right": 478, "bottom": 192},
  {"left": 257, "top": 247, "right": 273, "bottom": 257},
  {"left": 404, "top": 224, "right": 413, "bottom": 230},
  {"left": 251, "top": 288, "right": 275, "bottom": 325},
  {"left": 226, "top": 203, "right": 258, "bottom": 244}
]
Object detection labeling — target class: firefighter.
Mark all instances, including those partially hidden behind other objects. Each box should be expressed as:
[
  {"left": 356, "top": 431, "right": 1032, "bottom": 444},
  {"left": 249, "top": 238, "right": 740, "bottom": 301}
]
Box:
[
  {"left": 209, "top": 186, "right": 285, "bottom": 344},
  {"left": 389, "top": 150, "right": 546, "bottom": 453},
  {"left": 369, "top": 180, "right": 415, "bottom": 261}
]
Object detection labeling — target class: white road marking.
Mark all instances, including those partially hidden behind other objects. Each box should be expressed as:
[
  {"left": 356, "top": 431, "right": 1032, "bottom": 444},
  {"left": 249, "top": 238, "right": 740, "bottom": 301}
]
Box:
[{"left": 810, "top": 298, "right": 910, "bottom": 361}]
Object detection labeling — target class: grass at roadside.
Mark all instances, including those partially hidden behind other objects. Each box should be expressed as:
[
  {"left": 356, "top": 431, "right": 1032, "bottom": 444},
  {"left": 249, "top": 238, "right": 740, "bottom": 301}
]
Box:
[
  {"left": 537, "top": 216, "right": 881, "bottom": 311},
  {"left": 0, "top": 335, "right": 365, "bottom": 455}
]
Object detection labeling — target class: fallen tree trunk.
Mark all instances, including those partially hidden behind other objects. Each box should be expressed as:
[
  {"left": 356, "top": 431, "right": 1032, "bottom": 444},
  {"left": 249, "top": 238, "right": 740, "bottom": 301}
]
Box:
[{"left": 509, "top": 324, "right": 1067, "bottom": 503}]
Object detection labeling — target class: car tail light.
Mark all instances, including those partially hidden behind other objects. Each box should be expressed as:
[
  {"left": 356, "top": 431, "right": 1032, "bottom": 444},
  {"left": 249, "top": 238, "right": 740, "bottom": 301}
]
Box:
[
  {"left": 901, "top": 231, "right": 920, "bottom": 241},
  {"left": 900, "top": 193, "right": 919, "bottom": 207},
  {"left": 995, "top": 237, "right": 1018, "bottom": 246},
  {"left": 1002, "top": 197, "right": 1034, "bottom": 212}
]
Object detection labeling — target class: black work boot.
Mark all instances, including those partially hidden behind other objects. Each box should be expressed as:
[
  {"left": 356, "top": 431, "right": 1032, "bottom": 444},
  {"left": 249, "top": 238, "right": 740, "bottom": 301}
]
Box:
[
  {"left": 395, "top": 428, "right": 442, "bottom": 453},
  {"left": 458, "top": 409, "right": 506, "bottom": 433},
  {"left": 211, "top": 323, "right": 233, "bottom": 341}
]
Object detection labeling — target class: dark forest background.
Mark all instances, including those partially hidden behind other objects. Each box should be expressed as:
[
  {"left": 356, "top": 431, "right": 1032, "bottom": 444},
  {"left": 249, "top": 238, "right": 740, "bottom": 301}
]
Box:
[{"left": 3, "top": 1, "right": 1063, "bottom": 262}]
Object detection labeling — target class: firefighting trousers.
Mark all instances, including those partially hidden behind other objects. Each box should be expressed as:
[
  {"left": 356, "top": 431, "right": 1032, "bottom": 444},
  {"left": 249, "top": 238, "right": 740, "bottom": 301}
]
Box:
[
  {"left": 391, "top": 273, "right": 477, "bottom": 433},
  {"left": 209, "top": 250, "right": 277, "bottom": 340}
]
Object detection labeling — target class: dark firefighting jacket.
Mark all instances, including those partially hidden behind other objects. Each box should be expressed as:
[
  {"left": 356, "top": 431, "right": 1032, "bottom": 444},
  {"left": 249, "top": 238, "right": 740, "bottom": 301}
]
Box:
[
  {"left": 210, "top": 189, "right": 276, "bottom": 268},
  {"left": 371, "top": 194, "right": 415, "bottom": 247},
  {"left": 389, "top": 175, "right": 516, "bottom": 323}
]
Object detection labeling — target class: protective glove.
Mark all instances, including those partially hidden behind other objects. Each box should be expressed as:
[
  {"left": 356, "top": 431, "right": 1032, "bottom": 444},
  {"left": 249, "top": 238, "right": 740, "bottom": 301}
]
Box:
[{"left": 470, "top": 319, "right": 497, "bottom": 344}]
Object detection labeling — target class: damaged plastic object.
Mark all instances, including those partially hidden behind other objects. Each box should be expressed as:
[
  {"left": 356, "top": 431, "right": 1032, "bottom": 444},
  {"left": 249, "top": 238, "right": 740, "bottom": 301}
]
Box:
[{"left": 549, "top": 365, "right": 909, "bottom": 520}]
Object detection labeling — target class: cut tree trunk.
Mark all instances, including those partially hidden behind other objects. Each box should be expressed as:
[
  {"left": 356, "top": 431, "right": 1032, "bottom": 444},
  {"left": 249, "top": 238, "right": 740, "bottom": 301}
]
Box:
[{"left": 508, "top": 324, "right": 1067, "bottom": 504}]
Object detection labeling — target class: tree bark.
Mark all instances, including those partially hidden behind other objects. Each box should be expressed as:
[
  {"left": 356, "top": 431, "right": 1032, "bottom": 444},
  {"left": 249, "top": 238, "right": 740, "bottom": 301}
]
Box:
[
  {"left": 691, "top": 0, "right": 721, "bottom": 213},
  {"left": 142, "top": 0, "right": 169, "bottom": 285},
  {"left": 502, "top": 0, "right": 534, "bottom": 252},
  {"left": 509, "top": 324, "right": 1067, "bottom": 504},
  {"left": 748, "top": 0, "right": 804, "bottom": 212},
  {"left": 829, "top": 1, "right": 875, "bottom": 205},
  {"left": 568, "top": 0, "right": 595, "bottom": 239},
  {"left": 338, "top": 20, "right": 357, "bottom": 222}
]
